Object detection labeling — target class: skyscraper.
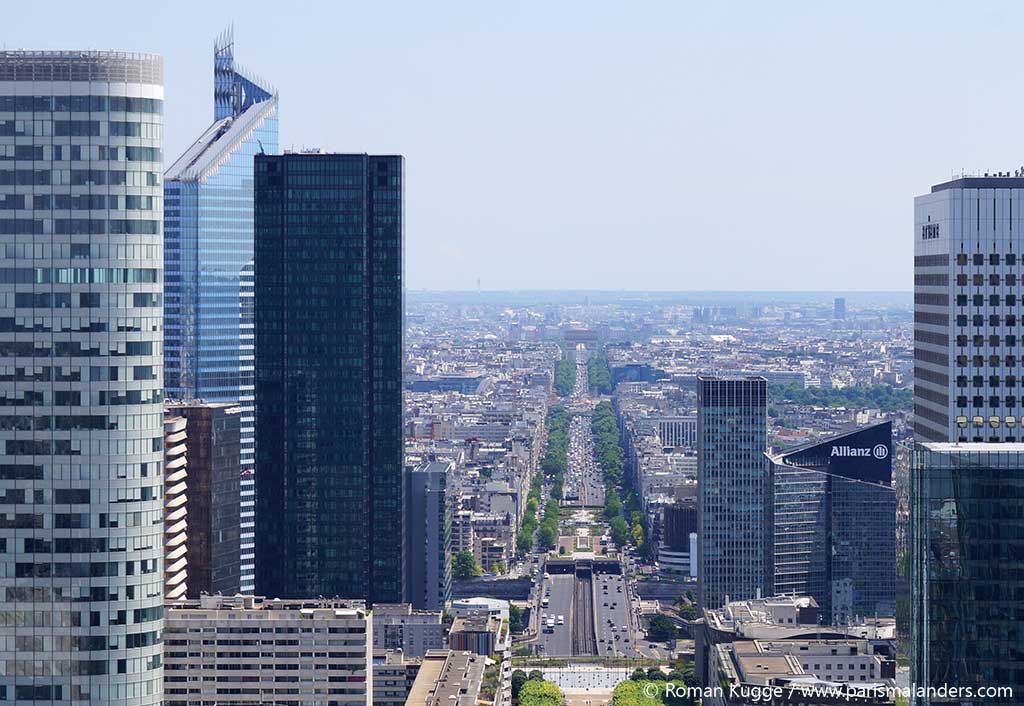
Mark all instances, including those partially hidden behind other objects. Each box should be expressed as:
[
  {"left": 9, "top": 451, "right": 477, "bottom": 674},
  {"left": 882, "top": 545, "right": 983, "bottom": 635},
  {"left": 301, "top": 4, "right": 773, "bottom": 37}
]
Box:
[
  {"left": 697, "top": 376, "right": 772, "bottom": 609},
  {"left": 914, "top": 174, "right": 1024, "bottom": 443},
  {"left": 911, "top": 444, "right": 1024, "bottom": 705},
  {"left": 769, "top": 421, "right": 896, "bottom": 624},
  {"left": 405, "top": 461, "right": 453, "bottom": 610},
  {"left": 254, "top": 152, "right": 404, "bottom": 604},
  {"left": 164, "top": 29, "right": 278, "bottom": 592},
  {"left": 165, "top": 401, "right": 241, "bottom": 598},
  {"left": 0, "top": 51, "right": 165, "bottom": 705},
  {"left": 833, "top": 296, "right": 846, "bottom": 320}
]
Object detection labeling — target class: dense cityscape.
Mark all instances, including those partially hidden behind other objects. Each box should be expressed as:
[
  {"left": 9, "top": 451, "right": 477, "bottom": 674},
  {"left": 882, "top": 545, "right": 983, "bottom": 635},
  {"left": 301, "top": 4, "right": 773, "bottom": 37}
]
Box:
[{"left": 0, "top": 14, "right": 1020, "bottom": 706}]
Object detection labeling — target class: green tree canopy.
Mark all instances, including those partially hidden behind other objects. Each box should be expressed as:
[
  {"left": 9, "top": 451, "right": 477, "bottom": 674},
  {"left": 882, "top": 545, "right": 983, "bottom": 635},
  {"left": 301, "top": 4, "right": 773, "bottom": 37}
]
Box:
[{"left": 451, "top": 550, "right": 481, "bottom": 579}]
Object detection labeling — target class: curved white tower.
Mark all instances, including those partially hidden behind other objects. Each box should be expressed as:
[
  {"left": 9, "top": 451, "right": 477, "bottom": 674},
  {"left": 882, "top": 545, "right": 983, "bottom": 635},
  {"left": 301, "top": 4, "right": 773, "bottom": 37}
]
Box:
[{"left": 0, "top": 51, "right": 165, "bottom": 705}]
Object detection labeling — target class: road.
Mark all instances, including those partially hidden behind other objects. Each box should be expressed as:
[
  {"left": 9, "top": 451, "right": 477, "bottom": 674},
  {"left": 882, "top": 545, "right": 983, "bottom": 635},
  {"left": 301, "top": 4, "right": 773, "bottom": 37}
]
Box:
[
  {"left": 593, "top": 572, "right": 639, "bottom": 657},
  {"left": 536, "top": 574, "right": 574, "bottom": 657},
  {"left": 564, "top": 412, "right": 605, "bottom": 508}
]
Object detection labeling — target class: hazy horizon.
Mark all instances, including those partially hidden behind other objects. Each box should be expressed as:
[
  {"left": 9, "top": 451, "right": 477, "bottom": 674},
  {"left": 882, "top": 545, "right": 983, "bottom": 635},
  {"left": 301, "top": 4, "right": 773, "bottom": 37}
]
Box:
[{"left": 5, "top": 0, "right": 1015, "bottom": 291}]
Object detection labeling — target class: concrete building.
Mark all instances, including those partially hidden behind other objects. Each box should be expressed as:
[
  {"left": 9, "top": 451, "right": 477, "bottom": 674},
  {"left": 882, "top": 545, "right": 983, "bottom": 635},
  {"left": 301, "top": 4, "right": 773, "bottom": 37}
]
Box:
[
  {"left": 166, "top": 401, "right": 241, "bottom": 598},
  {"left": 659, "top": 498, "right": 698, "bottom": 577},
  {"left": 405, "top": 461, "right": 453, "bottom": 610},
  {"left": 914, "top": 174, "right": 1024, "bottom": 442},
  {"left": 911, "top": 444, "right": 1024, "bottom": 705},
  {"left": 372, "top": 604, "right": 449, "bottom": 658},
  {"left": 692, "top": 595, "right": 897, "bottom": 688},
  {"left": 404, "top": 651, "right": 484, "bottom": 706},
  {"left": 698, "top": 376, "right": 772, "bottom": 609},
  {"left": 0, "top": 50, "right": 166, "bottom": 706},
  {"left": 769, "top": 422, "right": 896, "bottom": 623},
  {"left": 164, "top": 414, "right": 189, "bottom": 599},
  {"left": 373, "top": 651, "right": 422, "bottom": 706},
  {"left": 164, "top": 595, "right": 372, "bottom": 706}
]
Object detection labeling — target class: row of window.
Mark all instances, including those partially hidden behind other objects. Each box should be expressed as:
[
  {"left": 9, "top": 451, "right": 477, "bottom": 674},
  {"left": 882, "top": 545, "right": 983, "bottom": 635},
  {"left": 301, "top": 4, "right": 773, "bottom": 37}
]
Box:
[
  {"left": 957, "top": 414, "right": 1024, "bottom": 428},
  {"left": 0, "top": 95, "right": 163, "bottom": 113},
  {"left": 957, "top": 398, "right": 1024, "bottom": 409},
  {"left": 0, "top": 193, "right": 158, "bottom": 210},
  {"left": 0, "top": 168, "right": 160, "bottom": 186}
]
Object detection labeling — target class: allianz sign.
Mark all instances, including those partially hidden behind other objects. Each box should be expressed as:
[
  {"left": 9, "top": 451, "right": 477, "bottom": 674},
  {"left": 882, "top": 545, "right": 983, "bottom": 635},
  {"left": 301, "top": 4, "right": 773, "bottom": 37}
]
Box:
[{"left": 831, "top": 444, "right": 889, "bottom": 460}]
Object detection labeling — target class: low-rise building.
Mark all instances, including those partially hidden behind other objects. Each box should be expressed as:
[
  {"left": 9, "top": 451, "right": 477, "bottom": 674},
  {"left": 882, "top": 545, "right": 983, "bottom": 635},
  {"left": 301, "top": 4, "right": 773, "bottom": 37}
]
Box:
[
  {"left": 373, "top": 650, "right": 422, "bottom": 706},
  {"left": 164, "top": 595, "right": 372, "bottom": 706},
  {"left": 404, "top": 650, "right": 485, "bottom": 706},
  {"left": 372, "top": 603, "right": 449, "bottom": 658}
]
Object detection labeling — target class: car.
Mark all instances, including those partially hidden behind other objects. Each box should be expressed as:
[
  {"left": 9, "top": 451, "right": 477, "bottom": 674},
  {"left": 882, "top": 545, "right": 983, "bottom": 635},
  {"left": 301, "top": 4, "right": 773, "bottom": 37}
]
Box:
[{"left": 603, "top": 602, "right": 608, "bottom": 607}]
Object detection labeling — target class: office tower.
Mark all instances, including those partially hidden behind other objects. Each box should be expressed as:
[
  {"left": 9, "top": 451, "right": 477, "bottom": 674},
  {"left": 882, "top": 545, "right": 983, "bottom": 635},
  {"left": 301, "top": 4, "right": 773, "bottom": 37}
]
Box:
[
  {"left": 254, "top": 152, "right": 404, "bottom": 603},
  {"left": 769, "top": 421, "right": 896, "bottom": 623},
  {"left": 697, "top": 376, "right": 771, "bottom": 609},
  {"left": 164, "top": 414, "right": 189, "bottom": 599},
  {"left": 833, "top": 296, "right": 846, "bottom": 320},
  {"left": 404, "top": 461, "right": 453, "bottom": 610},
  {"left": 911, "top": 444, "right": 1024, "bottom": 704},
  {"left": 164, "top": 29, "right": 278, "bottom": 591},
  {"left": 164, "top": 595, "right": 372, "bottom": 706},
  {"left": 913, "top": 174, "right": 1024, "bottom": 443},
  {"left": 166, "top": 401, "right": 241, "bottom": 598},
  {"left": 0, "top": 51, "right": 165, "bottom": 705}
]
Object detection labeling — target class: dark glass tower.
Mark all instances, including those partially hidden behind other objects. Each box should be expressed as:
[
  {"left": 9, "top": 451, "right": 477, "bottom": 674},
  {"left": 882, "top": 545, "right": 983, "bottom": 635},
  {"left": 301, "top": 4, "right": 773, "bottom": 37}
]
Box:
[
  {"left": 911, "top": 444, "right": 1024, "bottom": 705},
  {"left": 254, "top": 152, "right": 404, "bottom": 603},
  {"left": 697, "top": 376, "right": 772, "bottom": 609},
  {"left": 769, "top": 421, "right": 896, "bottom": 624}
]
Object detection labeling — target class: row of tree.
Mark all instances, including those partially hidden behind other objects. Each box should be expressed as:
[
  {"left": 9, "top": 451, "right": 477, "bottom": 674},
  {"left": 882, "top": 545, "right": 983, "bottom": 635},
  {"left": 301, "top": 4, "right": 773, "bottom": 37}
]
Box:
[
  {"left": 553, "top": 353, "right": 576, "bottom": 397},
  {"left": 769, "top": 383, "right": 912, "bottom": 413},
  {"left": 587, "top": 351, "right": 613, "bottom": 394},
  {"left": 591, "top": 401, "right": 624, "bottom": 487},
  {"left": 516, "top": 474, "right": 543, "bottom": 557},
  {"left": 542, "top": 408, "right": 570, "bottom": 500}
]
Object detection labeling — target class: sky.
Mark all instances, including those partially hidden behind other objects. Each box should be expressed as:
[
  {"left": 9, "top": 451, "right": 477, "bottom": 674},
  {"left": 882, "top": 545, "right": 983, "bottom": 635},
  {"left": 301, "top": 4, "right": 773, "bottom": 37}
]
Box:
[{"left": 3, "top": 0, "right": 1019, "bottom": 291}]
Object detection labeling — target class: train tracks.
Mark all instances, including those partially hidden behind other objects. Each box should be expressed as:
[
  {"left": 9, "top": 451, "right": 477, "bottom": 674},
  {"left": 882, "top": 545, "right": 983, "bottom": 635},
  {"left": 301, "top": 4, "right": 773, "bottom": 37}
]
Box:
[{"left": 571, "top": 574, "right": 598, "bottom": 656}]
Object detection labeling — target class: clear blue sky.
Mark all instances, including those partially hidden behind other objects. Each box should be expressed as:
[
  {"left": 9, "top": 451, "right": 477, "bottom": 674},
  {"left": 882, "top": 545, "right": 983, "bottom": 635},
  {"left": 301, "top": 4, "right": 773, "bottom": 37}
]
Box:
[{"left": 4, "top": 1, "right": 1017, "bottom": 291}]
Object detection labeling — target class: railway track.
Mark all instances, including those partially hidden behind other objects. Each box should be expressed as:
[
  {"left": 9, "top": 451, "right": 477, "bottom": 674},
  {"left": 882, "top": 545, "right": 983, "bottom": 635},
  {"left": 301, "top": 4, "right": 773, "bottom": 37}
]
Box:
[{"left": 571, "top": 574, "right": 598, "bottom": 656}]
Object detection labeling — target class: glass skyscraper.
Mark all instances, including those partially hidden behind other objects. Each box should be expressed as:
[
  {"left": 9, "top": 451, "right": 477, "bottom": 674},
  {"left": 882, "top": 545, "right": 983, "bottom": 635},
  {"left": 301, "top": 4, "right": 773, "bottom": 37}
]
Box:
[
  {"left": 911, "top": 444, "right": 1024, "bottom": 704},
  {"left": 254, "top": 152, "right": 404, "bottom": 604},
  {"left": 164, "top": 29, "right": 277, "bottom": 592},
  {"left": 0, "top": 51, "right": 165, "bottom": 704},
  {"left": 697, "top": 376, "right": 772, "bottom": 609},
  {"left": 769, "top": 421, "right": 896, "bottom": 624}
]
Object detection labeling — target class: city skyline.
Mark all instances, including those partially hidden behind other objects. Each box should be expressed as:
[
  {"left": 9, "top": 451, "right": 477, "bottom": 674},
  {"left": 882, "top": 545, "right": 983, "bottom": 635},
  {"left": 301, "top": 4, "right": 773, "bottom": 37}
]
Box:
[{"left": 5, "top": 0, "right": 1020, "bottom": 291}]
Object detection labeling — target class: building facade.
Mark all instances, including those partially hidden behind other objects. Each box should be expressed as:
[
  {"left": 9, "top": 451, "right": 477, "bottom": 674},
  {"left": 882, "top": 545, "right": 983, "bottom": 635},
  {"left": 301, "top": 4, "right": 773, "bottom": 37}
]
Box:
[
  {"left": 164, "top": 29, "right": 278, "bottom": 591},
  {"left": 697, "top": 376, "right": 771, "bottom": 609},
  {"left": 914, "top": 175, "right": 1024, "bottom": 443},
  {"left": 911, "top": 444, "right": 1024, "bottom": 705},
  {"left": 405, "top": 461, "right": 453, "bottom": 610},
  {"left": 164, "top": 414, "right": 189, "bottom": 599},
  {"left": 0, "top": 50, "right": 165, "bottom": 705},
  {"left": 254, "top": 152, "right": 404, "bottom": 603},
  {"left": 166, "top": 401, "right": 241, "bottom": 598},
  {"left": 164, "top": 595, "right": 372, "bottom": 706},
  {"left": 769, "top": 422, "right": 896, "bottom": 624}
]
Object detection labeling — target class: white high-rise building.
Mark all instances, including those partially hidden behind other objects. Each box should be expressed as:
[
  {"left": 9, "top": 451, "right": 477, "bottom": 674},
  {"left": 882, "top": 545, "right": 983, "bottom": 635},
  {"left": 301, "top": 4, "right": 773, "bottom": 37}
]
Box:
[
  {"left": 0, "top": 51, "right": 165, "bottom": 704},
  {"left": 164, "top": 595, "right": 372, "bottom": 706},
  {"left": 914, "top": 173, "right": 1024, "bottom": 442}
]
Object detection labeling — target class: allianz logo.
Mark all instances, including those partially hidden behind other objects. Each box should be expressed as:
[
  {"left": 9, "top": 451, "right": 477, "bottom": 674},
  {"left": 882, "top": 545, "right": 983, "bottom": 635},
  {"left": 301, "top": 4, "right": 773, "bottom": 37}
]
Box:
[{"left": 830, "top": 444, "right": 889, "bottom": 460}]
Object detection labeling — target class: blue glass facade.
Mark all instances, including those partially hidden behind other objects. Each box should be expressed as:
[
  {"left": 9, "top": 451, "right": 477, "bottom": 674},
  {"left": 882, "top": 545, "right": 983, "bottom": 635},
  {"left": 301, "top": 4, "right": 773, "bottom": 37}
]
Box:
[
  {"left": 164, "top": 29, "right": 277, "bottom": 592},
  {"left": 911, "top": 444, "right": 1024, "bottom": 705}
]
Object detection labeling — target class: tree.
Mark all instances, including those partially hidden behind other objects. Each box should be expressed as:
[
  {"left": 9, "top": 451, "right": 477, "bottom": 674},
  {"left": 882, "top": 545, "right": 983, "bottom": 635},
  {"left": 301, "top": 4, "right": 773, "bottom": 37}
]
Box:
[
  {"left": 646, "top": 614, "right": 678, "bottom": 642},
  {"left": 631, "top": 523, "right": 644, "bottom": 551},
  {"left": 509, "top": 605, "right": 524, "bottom": 633},
  {"left": 630, "top": 668, "right": 647, "bottom": 682},
  {"left": 646, "top": 667, "right": 667, "bottom": 681},
  {"left": 527, "top": 670, "right": 544, "bottom": 681},
  {"left": 519, "top": 679, "right": 562, "bottom": 706},
  {"left": 610, "top": 516, "right": 630, "bottom": 547},
  {"left": 677, "top": 603, "right": 697, "bottom": 621},
  {"left": 511, "top": 670, "right": 528, "bottom": 699},
  {"left": 491, "top": 560, "right": 507, "bottom": 575},
  {"left": 451, "top": 550, "right": 481, "bottom": 579}
]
